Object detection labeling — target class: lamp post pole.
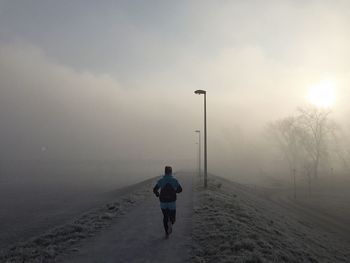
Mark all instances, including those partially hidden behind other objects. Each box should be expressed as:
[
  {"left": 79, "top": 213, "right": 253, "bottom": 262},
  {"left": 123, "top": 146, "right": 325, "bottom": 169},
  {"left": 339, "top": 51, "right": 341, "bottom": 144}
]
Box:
[
  {"left": 293, "top": 168, "right": 296, "bottom": 199},
  {"left": 194, "top": 90, "right": 207, "bottom": 188},
  {"left": 195, "top": 130, "right": 201, "bottom": 177}
]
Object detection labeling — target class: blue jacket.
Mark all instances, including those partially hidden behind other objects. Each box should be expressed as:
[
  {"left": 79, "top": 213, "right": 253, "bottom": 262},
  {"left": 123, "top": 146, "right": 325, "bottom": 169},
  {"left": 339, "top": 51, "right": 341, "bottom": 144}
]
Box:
[{"left": 153, "top": 174, "right": 182, "bottom": 203}]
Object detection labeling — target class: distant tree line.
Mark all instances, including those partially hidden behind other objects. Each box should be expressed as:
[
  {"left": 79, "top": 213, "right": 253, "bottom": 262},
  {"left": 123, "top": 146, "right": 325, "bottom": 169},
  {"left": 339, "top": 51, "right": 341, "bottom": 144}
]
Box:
[{"left": 266, "top": 106, "right": 347, "bottom": 194}]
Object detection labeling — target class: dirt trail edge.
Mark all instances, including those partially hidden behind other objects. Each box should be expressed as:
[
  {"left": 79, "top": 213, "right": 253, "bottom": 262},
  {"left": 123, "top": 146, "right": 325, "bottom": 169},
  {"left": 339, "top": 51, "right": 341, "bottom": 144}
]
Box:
[{"left": 59, "top": 172, "right": 194, "bottom": 263}]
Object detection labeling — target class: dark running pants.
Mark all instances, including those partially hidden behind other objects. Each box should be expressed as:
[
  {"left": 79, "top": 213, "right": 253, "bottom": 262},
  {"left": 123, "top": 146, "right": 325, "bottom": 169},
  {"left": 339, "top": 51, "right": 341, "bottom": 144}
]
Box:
[{"left": 161, "top": 209, "right": 176, "bottom": 233}]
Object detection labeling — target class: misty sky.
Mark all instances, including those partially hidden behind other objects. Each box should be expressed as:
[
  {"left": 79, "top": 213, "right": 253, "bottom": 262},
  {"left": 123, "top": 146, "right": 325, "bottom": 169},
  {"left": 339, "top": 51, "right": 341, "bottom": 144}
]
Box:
[{"left": 1, "top": 1, "right": 350, "bottom": 171}]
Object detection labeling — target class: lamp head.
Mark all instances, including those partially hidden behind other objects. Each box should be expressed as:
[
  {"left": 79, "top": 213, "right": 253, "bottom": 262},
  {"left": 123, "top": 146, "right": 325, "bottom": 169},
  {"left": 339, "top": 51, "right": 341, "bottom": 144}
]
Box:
[{"left": 194, "top": 89, "right": 206, "bottom": 95}]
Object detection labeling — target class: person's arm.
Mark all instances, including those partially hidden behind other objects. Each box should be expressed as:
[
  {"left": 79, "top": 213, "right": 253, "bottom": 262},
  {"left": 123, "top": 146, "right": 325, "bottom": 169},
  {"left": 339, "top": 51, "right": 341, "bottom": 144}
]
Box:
[
  {"left": 176, "top": 181, "right": 183, "bottom": 193},
  {"left": 153, "top": 183, "right": 160, "bottom": 197}
]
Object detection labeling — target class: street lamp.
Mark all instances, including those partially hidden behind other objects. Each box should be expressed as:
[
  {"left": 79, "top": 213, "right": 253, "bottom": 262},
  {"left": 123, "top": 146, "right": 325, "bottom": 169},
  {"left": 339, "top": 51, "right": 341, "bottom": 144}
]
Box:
[
  {"left": 195, "top": 130, "right": 201, "bottom": 178},
  {"left": 194, "top": 89, "right": 207, "bottom": 188}
]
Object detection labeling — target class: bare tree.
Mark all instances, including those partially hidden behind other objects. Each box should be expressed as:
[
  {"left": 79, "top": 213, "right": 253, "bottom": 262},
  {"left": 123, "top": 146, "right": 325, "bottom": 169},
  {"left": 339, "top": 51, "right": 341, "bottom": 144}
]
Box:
[
  {"left": 267, "top": 106, "right": 343, "bottom": 199},
  {"left": 297, "top": 106, "right": 334, "bottom": 179},
  {"left": 327, "top": 126, "right": 350, "bottom": 174},
  {"left": 266, "top": 116, "right": 306, "bottom": 196}
]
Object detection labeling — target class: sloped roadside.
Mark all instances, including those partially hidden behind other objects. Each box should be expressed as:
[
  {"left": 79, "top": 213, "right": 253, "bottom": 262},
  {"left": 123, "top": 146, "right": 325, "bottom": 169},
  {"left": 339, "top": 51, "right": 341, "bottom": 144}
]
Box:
[
  {"left": 192, "top": 177, "right": 350, "bottom": 263},
  {"left": 0, "top": 178, "right": 156, "bottom": 263}
]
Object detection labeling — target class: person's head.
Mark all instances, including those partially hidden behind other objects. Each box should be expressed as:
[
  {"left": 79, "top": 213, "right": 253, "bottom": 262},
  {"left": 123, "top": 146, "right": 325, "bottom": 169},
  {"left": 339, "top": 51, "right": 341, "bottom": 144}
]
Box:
[{"left": 165, "top": 166, "right": 172, "bottom": 175}]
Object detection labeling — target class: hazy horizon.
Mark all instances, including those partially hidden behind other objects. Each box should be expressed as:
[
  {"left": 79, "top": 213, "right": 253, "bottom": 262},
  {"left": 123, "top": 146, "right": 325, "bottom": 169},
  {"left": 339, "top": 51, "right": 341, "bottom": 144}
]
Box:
[{"left": 1, "top": 0, "right": 350, "bottom": 182}]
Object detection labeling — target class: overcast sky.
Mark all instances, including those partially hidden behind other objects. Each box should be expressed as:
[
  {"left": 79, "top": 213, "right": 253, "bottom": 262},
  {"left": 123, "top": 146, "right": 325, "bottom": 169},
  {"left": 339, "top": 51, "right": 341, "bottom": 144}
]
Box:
[{"left": 1, "top": 1, "right": 350, "bottom": 171}]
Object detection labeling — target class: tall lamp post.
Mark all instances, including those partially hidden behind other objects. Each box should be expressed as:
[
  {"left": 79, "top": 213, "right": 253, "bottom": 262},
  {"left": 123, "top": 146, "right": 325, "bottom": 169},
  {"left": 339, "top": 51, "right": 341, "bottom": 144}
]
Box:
[
  {"left": 194, "top": 90, "right": 207, "bottom": 188},
  {"left": 195, "top": 130, "right": 201, "bottom": 178}
]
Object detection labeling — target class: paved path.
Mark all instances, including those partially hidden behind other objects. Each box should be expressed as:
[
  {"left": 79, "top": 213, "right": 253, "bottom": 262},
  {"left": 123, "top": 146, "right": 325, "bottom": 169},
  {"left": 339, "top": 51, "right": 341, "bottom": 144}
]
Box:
[{"left": 61, "top": 172, "right": 194, "bottom": 263}]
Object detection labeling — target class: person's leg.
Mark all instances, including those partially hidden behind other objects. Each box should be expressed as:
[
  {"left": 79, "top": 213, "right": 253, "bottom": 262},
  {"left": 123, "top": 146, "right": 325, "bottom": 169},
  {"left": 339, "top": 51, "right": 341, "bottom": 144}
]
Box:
[
  {"left": 161, "top": 209, "right": 169, "bottom": 233},
  {"left": 169, "top": 209, "right": 176, "bottom": 225}
]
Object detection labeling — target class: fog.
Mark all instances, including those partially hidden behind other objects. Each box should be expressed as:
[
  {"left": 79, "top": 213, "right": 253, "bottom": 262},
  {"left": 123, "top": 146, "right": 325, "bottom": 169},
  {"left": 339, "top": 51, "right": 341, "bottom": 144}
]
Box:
[
  {"left": 1, "top": 0, "right": 350, "bottom": 194},
  {"left": 1, "top": 0, "right": 350, "bottom": 252}
]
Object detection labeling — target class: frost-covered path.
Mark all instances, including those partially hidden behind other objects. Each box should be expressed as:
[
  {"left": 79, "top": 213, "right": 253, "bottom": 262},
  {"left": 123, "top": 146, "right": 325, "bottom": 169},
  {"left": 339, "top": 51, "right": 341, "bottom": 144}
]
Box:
[{"left": 61, "top": 172, "right": 194, "bottom": 263}]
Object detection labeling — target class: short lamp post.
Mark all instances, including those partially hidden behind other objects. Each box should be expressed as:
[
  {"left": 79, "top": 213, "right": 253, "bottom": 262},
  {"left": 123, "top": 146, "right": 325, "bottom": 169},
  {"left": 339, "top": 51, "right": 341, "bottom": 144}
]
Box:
[{"left": 194, "top": 89, "right": 207, "bottom": 188}]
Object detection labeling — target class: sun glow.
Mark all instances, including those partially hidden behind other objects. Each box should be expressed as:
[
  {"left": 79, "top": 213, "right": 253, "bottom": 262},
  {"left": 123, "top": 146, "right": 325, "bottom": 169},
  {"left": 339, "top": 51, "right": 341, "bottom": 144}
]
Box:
[{"left": 307, "top": 80, "right": 336, "bottom": 108}]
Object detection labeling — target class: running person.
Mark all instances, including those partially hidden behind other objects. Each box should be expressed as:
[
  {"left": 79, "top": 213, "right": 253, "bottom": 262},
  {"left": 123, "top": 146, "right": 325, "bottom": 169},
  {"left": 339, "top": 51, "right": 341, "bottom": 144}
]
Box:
[{"left": 153, "top": 166, "right": 182, "bottom": 238}]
